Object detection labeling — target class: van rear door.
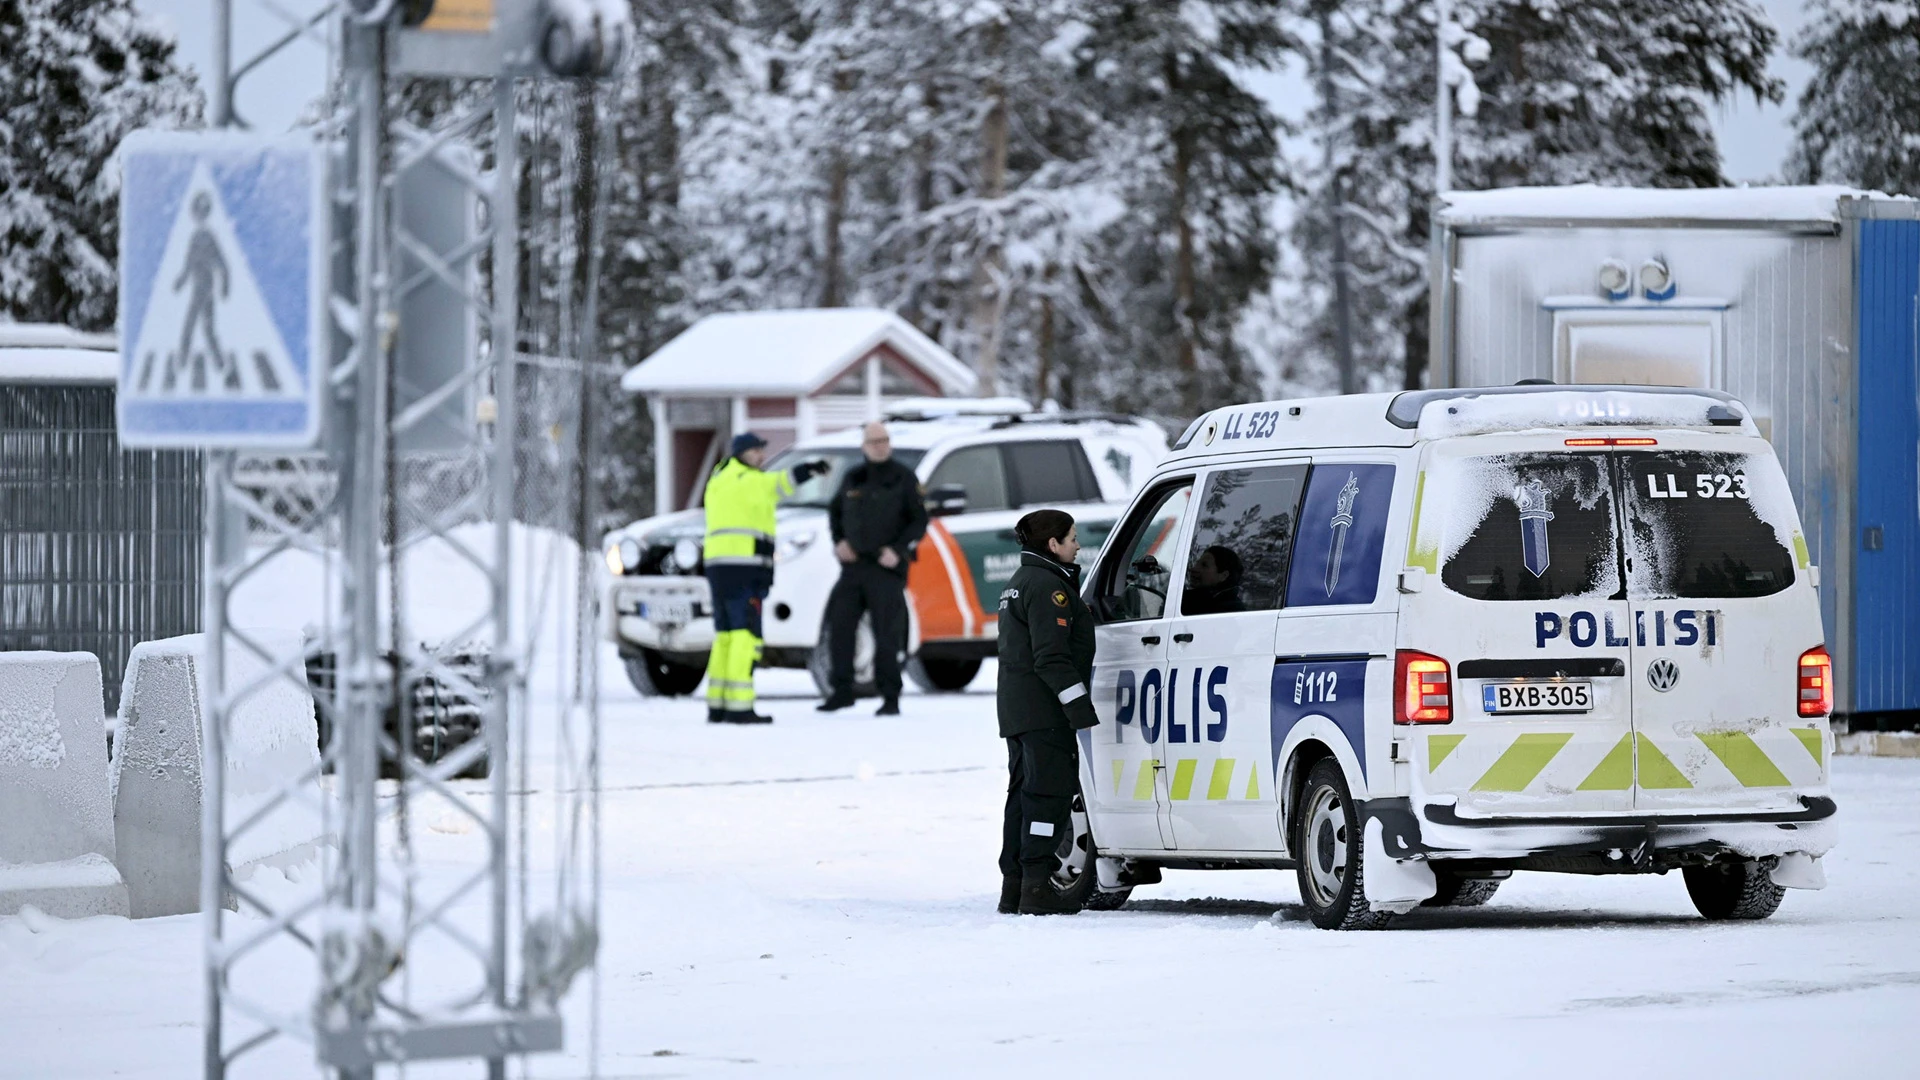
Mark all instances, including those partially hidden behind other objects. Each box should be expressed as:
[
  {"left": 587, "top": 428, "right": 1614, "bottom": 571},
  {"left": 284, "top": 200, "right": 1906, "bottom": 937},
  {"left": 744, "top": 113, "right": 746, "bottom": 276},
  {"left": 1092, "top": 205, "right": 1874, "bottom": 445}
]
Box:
[
  {"left": 1414, "top": 439, "right": 1636, "bottom": 815},
  {"left": 1616, "top": 444, "right": 1828, "bottom": 811}
]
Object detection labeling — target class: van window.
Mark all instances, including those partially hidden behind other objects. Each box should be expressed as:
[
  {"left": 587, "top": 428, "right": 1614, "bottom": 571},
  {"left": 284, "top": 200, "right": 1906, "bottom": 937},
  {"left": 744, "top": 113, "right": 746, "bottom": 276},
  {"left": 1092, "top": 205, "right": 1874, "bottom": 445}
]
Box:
[
  {"left": 1441, "top": 454, "right": 1621, "bottom": 601},
  {"left": 1618, "top": 451, "right": 1795, "bottom": 599},
  {"left": 927, "top": 445, "right": 1009, "bottom": 511},
  {"left": 1005, "top": 440, "right": 1099, "bottom": 506},
  {"left": 1182, "top": 465, "right": 1308, "bottom": 615},
  {"left": 1096, "top": 480, "right": 1193, "bottom": 622}
]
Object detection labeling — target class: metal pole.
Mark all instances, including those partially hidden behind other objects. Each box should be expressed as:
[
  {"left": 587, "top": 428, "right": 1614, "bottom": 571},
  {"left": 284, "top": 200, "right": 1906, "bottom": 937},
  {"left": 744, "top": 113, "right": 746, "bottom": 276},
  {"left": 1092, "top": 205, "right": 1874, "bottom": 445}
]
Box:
[
  {"left": 1316, "top": 5, "right": 1357, "bottom": 396},
  {"left": 200, "top": 453, "right": 230, "bottom": 1080},
  {"left": 211, "top": 0, "right": 233, "bottom": 127},
  {"left": 487, "top": 73, "right": 520, "bottom": 1080},
  {"left": 1435, "top": 0, "right": 1452, "bottom": 194}
]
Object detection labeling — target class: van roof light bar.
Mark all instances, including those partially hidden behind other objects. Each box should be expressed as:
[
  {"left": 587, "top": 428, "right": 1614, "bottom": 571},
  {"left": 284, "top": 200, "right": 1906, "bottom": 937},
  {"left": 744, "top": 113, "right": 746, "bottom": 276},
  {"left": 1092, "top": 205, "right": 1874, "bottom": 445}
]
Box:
[{"left": 1385, "top": 384, "right": 1745, "bottom": 430}]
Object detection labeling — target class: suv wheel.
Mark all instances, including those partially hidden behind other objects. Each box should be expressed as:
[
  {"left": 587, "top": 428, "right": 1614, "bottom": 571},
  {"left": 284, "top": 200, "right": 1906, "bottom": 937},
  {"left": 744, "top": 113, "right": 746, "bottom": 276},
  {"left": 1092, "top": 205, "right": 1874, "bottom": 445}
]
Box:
[
  {"left": 1293, "top": 758, "right": 1392, "bottom": 930},
  {"left": 1684, "top": 858, "right": 1786, "bottom": 921},
  {"left": 905, "top": 655, "right": 982, "bottom": 693},
  {"left": 808, "top": 616, "right": 877, "bottom": 699},
  {"left": 623, "top": 649, "right": 704, "bottom": 697}
]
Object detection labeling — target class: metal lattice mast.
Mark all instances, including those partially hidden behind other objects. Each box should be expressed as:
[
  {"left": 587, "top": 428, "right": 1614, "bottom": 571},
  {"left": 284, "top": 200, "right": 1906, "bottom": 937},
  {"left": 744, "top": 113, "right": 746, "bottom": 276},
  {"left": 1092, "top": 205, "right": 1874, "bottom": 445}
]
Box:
[{"left": 198, "top": 2, "right": 622, "bottom": 1076}]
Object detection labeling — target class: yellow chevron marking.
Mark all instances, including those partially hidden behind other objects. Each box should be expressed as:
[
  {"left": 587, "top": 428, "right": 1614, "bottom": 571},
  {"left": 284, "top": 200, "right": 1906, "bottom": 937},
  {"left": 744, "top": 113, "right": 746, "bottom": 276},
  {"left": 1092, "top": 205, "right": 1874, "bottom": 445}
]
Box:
[
  {"left": 1635, "top": 735, "right": 1693, "bottom": 789},
  {"left": 1246, "top": 763, "right": 1261, "bottom": 800},
  {"left": 1170, "top": 759, "right": 1197, "bottom": 800},
  {"left": 1697, "top": 731, "right": 1791, "bottom": 787},
  {"left": 1577, "top": 734, "right": 1636, "bottom": 791},
  {"left": 1792, "top": 727, "right": 1825, "bottom": 766},
  {"left": 1470, "top": 733, "right": 1574, "bottom": 792},
  {"left": 1112, "top": 758, "right": 1125, "bottom": 794},
  {"left": 1133, "top": 760, "right": 1157, "bottom": 801},
  {"left": 1207, "top": 759, "right": 1236, "bottom": 800},
  {"left": 1428, "top": 733, "right": 1466, "bottom": 772}
]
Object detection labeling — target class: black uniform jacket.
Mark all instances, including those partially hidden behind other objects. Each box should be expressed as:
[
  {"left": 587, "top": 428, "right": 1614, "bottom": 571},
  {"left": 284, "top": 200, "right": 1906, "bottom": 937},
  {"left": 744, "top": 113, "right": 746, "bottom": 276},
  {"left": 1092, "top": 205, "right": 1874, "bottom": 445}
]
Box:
[
  {"left": 827, "top": 457, "right": 929, "bottom": 574},
  {"left": 997, "top": 550, "right": 1098, "bottom": 737}
]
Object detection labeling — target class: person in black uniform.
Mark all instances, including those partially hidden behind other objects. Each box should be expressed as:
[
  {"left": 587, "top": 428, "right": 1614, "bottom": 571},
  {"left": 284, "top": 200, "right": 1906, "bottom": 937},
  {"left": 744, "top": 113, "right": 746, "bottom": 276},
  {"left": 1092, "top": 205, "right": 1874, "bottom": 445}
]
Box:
[
  {"left": 818, "top": 422, "right": 929, "bottom": 716},
  {"left": 996, "top": 508, "right": 1098, "bottom": 915}
]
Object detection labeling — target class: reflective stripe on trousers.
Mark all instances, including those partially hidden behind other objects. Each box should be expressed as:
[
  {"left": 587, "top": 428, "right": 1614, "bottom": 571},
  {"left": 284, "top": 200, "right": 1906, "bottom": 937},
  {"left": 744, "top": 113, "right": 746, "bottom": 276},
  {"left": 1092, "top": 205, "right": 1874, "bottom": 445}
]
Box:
[{"left": 705, "top": 628, "right": 763, "bottom": 709}]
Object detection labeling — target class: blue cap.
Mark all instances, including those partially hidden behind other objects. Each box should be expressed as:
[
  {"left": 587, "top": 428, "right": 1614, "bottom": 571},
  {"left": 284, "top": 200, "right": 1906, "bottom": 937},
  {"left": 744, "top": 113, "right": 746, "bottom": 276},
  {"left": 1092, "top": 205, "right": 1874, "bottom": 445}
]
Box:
[{"left": 731, "top": 432, "right": 768, "bottom": 456}]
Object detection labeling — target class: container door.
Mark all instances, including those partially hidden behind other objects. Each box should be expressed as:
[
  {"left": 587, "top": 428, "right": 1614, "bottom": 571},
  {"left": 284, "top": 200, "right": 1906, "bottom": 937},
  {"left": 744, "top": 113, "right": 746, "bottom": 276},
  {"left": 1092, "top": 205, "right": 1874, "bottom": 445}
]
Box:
[
  {"left": 1413, "top": 442, "right": 1636, "bottom": 816},
  {"left": 1617, "top": 446, "right": 1827, "bottom": 811},
  {"left": 1083, "top": 478, "right": 1194, "bottom": 851},
  {"left": 1163, "top": 462, "right": 1309, "bottom": 851},
  {"left": 1854, "top": 217, "right": 1920, "bottom": 713}
]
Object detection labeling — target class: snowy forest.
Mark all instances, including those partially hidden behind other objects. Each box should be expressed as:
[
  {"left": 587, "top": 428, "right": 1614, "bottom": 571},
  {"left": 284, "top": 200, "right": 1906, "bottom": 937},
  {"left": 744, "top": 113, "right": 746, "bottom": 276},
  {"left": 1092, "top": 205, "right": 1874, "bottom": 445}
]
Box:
[{"left": 4, "top": 0, "right": 1918, "bottom": 526}]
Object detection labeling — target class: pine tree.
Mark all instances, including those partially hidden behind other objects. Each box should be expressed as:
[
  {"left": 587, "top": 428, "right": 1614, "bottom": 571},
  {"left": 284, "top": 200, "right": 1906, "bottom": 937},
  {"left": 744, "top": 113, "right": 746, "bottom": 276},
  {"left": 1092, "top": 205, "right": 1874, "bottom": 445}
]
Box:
[
  {"left": 0, "top": 0, "right": 202, "bottom": 330},
  {"left": 1287, "top": 0, "right": 1781, "bottom": 394},
  {"left": 1787, "top": 0, "right": 1920, "bottom": 195}
]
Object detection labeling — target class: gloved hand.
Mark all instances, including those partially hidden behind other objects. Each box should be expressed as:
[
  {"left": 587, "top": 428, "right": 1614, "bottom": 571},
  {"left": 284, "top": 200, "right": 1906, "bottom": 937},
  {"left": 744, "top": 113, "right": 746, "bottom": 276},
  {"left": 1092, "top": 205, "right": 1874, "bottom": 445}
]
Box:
[
  {"left": 1066, "top": 695, "right": 1099, "bottom": 730},
  {"left": 793, "top": 459, "right": 831, "bottom": 482}
]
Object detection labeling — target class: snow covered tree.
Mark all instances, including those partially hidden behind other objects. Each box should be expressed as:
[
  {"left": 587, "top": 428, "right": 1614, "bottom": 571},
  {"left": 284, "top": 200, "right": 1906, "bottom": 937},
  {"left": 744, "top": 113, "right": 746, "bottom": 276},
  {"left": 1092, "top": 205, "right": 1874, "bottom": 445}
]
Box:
[
  {"left": 0, "top": 0, "right": 201, "bottom": 330},
  {"left": 1787, "top": 0, "right": 1920, "bottom": 196},
  {"left": 1286, "top": 0, "right": 1780, "bottom": 394}
]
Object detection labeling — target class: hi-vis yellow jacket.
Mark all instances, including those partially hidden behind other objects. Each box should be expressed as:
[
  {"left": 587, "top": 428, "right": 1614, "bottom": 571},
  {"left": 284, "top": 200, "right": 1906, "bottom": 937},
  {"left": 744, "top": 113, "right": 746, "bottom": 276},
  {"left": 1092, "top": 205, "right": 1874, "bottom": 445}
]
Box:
[{"left": 702, "top": 457, "right": 793, "bottom": 567}]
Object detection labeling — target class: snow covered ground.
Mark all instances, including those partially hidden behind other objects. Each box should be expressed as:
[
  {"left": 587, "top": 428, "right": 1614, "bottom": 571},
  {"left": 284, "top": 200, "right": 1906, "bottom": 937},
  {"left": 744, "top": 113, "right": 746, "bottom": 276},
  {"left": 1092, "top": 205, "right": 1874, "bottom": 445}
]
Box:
[{"left": 3, "top": 658, "right": 1916, "bottom": 1078}]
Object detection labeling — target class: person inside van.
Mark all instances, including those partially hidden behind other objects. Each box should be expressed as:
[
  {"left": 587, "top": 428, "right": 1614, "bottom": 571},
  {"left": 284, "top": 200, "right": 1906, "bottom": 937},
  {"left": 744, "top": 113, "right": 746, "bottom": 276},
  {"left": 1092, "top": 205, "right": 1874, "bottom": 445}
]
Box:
[{"left": 1183, "top": 544, "right": 1245, "bottom": 615}]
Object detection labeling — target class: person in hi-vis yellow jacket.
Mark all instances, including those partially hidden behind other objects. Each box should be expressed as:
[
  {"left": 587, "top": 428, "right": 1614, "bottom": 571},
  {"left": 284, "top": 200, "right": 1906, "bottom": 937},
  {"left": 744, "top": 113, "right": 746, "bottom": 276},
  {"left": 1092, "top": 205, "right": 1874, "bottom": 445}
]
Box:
[{"left": 702, "top": 432, "right": 828, "bottom": 723}]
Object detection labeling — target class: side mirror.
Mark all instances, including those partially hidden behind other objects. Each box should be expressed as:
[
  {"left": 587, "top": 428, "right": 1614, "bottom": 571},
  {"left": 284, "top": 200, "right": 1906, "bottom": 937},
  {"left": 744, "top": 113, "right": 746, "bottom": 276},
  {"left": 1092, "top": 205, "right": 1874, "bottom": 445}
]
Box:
[
  {"left": 927, "top": 483, "right": 968, "bottom": 517},
  {"left": 1130, "top": 554, "right": 1162, "bottom": 576}
]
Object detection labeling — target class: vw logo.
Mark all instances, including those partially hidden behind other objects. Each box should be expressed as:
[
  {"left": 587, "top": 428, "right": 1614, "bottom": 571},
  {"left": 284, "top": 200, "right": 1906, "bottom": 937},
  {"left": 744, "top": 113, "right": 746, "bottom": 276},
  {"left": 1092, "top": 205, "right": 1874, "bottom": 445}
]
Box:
[{"left": 1647, "top": 659, "right": 1681, "bottom": 692}]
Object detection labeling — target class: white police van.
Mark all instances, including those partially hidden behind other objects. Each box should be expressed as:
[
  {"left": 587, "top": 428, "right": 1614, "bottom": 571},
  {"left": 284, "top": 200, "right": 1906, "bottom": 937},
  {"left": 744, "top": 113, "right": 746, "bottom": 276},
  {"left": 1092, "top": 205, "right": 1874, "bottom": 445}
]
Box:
[{"left": 1061, "top": 385, "right": 1836, "bottom": 929}]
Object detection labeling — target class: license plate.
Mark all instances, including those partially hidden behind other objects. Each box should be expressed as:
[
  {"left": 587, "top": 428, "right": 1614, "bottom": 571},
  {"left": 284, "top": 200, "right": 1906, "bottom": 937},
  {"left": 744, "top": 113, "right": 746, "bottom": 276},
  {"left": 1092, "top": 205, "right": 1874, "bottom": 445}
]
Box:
[
  {"left": 639, "top": 599, "right": 694, "bottom": 625},
  {"left": 1482, "top": 680, "right": 1592, "bottom": 714}
]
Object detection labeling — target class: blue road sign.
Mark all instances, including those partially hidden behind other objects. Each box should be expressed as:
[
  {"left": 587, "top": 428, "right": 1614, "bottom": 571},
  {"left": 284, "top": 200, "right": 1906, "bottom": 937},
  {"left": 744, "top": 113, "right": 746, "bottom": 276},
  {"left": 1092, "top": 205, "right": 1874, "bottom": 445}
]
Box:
[{"left": 117, "top": 131, "right": 326, "bottom": 448}]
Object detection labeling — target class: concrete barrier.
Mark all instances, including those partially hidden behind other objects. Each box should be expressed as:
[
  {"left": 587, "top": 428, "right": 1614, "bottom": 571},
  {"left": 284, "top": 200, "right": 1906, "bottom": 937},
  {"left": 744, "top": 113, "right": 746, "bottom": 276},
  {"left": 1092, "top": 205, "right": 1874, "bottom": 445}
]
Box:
[
  {"left": 0, "top": 652, "right": 129, "bottom": 918},
  {"left": 112, "top": 633, "right": 324, "bottom": 919}
]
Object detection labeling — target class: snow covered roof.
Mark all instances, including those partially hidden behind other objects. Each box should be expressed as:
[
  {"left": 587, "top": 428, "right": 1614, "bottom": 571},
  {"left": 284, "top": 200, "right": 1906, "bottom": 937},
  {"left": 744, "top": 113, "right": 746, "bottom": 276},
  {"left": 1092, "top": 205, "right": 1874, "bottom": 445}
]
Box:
[
  {"left": 621, "top": 309, "right": 976, "bottom": 397},
  {"left": 1437, "top": 185, "right": 1911, "bottom": 230},
  {"left": 0, "top": 347, "right": 120, "bottom": 384},
  {"left": 0, "top": 323, "right": 116, "bottom": 350}
]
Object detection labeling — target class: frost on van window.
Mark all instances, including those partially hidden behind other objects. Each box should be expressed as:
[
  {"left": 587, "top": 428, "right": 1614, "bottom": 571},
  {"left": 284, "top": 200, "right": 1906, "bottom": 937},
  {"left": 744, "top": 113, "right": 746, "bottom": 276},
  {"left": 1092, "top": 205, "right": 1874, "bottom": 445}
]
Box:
[
  {"left": 1618, "top": 451, "right": 1796, "bottom": 600},
  {"left": 1438, "top": 454, "right": 1620, "bottom": 602}
]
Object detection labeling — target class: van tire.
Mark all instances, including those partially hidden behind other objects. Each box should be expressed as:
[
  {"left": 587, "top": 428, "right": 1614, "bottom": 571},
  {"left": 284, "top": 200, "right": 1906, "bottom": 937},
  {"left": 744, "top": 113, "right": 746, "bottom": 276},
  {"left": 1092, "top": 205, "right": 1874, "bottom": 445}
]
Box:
[
  {"left": 623, "top": 650, "right": 704, "bottom": 697},
  {"left": 905, "top": 655, "right": 982, "bottom": 693},
  {"left": 1293, "top": 758, "right": 1392, "bottom": 930},
  {"left": 1423, "top": 872, "right": 1502, "bottom": 908},
  {"left": 1683, "top": 859, "right": 1786, "bottom": 921}
]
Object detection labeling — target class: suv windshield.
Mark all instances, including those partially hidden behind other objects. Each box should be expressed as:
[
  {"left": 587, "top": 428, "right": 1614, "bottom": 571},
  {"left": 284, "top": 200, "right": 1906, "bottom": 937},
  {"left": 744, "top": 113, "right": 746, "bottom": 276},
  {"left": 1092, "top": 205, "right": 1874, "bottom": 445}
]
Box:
[
  {"left": 1441, "top": 453, "right": 1621, "bottom": 601},
  {"left": 1618, "top": 450, "right": 1795, "bottom": 599},
  {"left": 767, "top": 447, "right": 926, "bottom": 509}
]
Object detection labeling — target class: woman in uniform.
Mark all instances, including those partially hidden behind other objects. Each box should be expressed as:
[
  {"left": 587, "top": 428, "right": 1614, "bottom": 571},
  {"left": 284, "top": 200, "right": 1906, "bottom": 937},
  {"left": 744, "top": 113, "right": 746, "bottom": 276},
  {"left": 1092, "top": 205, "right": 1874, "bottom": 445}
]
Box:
[{"left": 995, "top": 508, "right": 1099, "bottom": 915}]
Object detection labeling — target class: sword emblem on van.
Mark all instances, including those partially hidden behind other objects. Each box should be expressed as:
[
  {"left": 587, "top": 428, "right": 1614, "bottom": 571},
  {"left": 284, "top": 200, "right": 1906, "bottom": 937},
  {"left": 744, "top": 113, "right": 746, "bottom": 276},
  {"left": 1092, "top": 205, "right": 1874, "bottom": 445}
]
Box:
[
  {"left": 1515, "top": 480, "right": 1555, "bottom": 578},
  {"left": 1324, "top": 472, "right": 1361, "bottom": 596}
]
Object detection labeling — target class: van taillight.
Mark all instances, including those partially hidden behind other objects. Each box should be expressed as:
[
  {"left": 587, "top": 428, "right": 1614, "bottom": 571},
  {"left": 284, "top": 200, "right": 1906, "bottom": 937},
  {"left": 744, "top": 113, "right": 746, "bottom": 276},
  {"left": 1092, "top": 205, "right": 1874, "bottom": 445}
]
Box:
[
  {"left": 1798, "top": 647, "right": 1833, "bottom": 717},
  {"left": 1395, "top": 651, "right": 1451, "bottom": 724}
]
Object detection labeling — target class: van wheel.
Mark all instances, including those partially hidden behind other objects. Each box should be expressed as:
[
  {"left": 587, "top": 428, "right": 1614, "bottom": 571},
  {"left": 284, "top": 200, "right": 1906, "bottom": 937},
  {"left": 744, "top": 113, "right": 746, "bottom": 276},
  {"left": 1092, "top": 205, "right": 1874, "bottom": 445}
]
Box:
[
  {"left": 1683, "top": 859, "right": 1786, "bottom": 921},
  {"left": 1423, "top": 871, "right": 1502, "bottom": 908},
  {"left": 807, "top": 616, "right": 877, "bottom": 699},
  {"left": 623, "top": 649, "right": 704, "bottom": 697},
  {"left": 1048, "top": 788, "right": 1114, "bottom": 911},
  {"left": 1293, "top": 758, "right": 1392, "bottom": 930},
  {"left": 905, "top": 655, "right": 981, "bottom": 693}
]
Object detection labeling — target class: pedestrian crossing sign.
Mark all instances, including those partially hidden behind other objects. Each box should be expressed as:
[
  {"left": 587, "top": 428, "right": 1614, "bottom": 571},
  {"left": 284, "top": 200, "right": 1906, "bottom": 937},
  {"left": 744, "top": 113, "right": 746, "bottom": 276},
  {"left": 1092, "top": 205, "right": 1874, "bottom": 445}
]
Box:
[{"left": 117, "top": 131, "right": 327, "bottom": 448}]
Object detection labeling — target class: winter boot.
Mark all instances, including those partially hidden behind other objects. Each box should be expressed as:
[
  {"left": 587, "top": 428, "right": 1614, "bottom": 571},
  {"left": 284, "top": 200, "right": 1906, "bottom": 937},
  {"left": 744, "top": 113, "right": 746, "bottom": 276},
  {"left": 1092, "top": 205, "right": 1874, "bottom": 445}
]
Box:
[
  {"left": 875, "top": 698, "right": 900, "bottom": 716},
  {"left": 723, "top": 711, "right": 774, "bottom": 725},
  {"left": 707, "top": 707, "right": 727, "bottom": 724},
  {"left": 816, "top": 692, "right": 856, "bottom": 713},
  {"left": 1017, "top": 869, "right": 1080, "bottom": 916},
  {"left": 997, "top": 874, "right": 1021, "bottom": 915}
]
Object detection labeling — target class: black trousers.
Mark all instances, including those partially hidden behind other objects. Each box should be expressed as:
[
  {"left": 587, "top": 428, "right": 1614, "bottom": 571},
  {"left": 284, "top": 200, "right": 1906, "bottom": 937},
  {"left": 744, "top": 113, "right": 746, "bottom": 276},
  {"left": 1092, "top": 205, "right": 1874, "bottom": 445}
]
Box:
[
  {"left": 825, "top": 561, "right": 908, "bottom": 698},
  {"left": 1000, "top": 727, "right": 1078, "bottom": 877}
]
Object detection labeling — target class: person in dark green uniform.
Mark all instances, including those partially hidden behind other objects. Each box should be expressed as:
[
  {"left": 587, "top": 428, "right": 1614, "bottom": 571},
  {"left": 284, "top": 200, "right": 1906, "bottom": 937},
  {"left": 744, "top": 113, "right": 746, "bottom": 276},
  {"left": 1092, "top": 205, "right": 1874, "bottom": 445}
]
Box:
[{"left": 996, "top": 508, "right": 1098, "bottom": 915}]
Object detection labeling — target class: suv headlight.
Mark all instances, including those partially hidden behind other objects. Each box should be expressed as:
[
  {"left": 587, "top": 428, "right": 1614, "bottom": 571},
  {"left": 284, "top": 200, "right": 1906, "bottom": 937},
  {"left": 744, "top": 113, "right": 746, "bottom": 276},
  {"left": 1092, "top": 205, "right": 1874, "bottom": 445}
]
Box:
[
  {"left": 606, "top": 537, "right": 642, "bottom": 575},
  {"left": 671, "top": 537, "right": 702, "bottom": 573},
  {"left": 777, "top": 530, "right": 818, "bottom": 564}
]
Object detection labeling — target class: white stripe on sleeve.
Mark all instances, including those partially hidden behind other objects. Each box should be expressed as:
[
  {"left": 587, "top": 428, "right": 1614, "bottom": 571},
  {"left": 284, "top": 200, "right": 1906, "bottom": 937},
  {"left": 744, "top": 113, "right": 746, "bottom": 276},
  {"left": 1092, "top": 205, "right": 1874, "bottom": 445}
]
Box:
[{"left": 1057, "top": 682, "right": 1088, "bottom": 705}]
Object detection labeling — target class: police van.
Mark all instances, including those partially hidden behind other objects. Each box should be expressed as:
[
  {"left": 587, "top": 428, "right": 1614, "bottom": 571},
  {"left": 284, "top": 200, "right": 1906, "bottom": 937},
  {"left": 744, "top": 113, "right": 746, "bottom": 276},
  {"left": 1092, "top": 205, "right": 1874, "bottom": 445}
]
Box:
[
  {"left": 603, "top": 402, "right": 1165, "bottom": 698},
  {"left": 1059, "top": 384, "right": 1836, "bottom": 929}
]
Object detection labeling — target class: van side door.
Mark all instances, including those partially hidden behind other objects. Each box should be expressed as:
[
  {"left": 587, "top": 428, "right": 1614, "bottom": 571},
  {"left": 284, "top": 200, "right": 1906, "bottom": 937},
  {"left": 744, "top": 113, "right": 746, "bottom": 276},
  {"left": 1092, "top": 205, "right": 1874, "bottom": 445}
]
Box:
[
  {"left": 1162, "top": 462, "right": 1309, "bottom": 852},
  {"left": 1083, "top": 477, "right": 1194, "bottom": 852}
]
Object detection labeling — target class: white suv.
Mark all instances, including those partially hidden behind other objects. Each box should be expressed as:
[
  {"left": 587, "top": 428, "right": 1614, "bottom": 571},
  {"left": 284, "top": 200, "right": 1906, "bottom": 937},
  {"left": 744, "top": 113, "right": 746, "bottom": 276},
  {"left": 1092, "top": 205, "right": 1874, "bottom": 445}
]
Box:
[{"left": 603, "top": 404, "right": 1166, "bottom": 698}]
